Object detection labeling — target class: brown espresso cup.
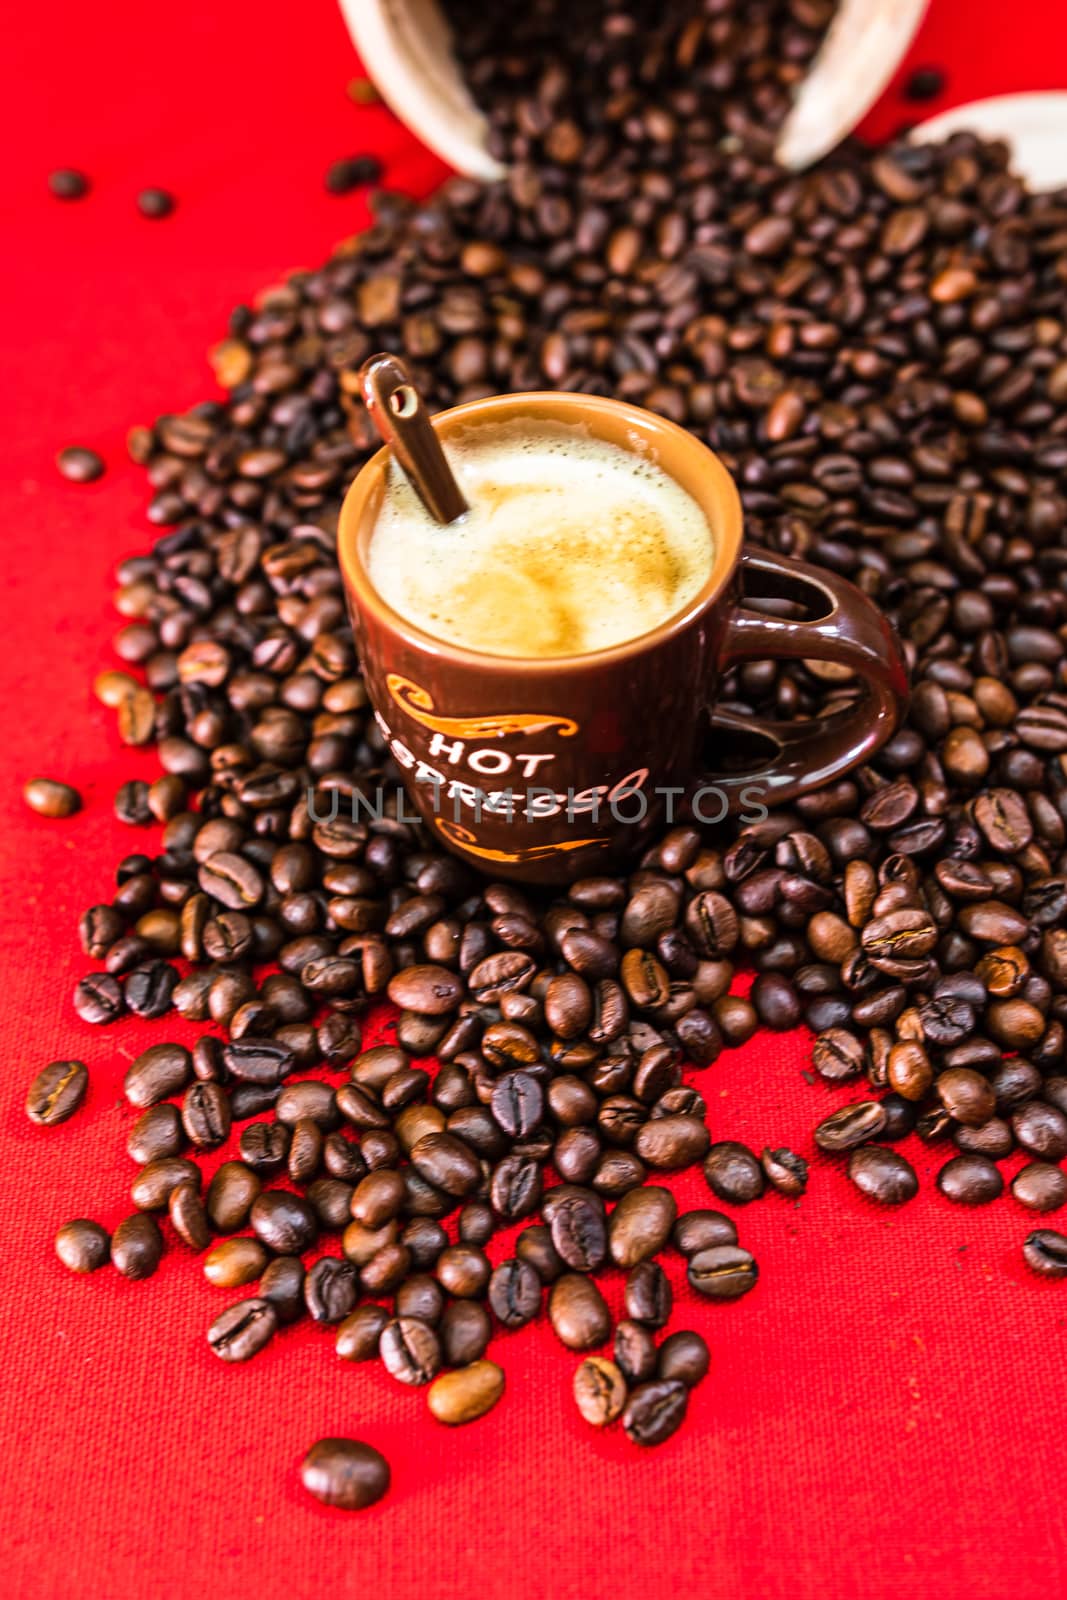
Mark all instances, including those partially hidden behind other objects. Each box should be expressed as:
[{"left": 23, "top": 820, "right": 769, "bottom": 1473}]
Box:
[{"left": 338, "top": 391, "right": 908, "bottom": 885}]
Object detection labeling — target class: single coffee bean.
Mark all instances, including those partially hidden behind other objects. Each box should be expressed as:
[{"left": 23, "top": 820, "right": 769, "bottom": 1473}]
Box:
[
  {"left": 1011, "top": 1163, "right": 1067, "bottom": 1212},
  {"left": 548, "top": 1273, "right": 611, "bottom": 1350},
  {"left": 48, "top": 167, "right": 91, "bottom": 199},
  {"left": 206, "top": 1162, "right": 261, "bottom": 1232},
  {"left": 624, "top": 1260, "right": 672, "bottom": 1328},
  {"left": 336, "top": 1304, "right": 390, "bottom": 1361},
  {"left": 57, "top": 445, "right": 105, "bottom": 482},
  {"left": 440, "top": 1300, "right": 492, "bottom": 1367},
  {"left": 23, "top": 778, "right": 82, "bottom": 818},
  {"left": 633, "top": 1114, "right": 709, "bottom": 1170},
  {"left": 379, "top": 1316, "right": 442, "bottom": 1385},
  {"left": 54, "top": 1218, "right": 109, "bottom": 1273},
  {"left": 703, "top": 1141, "right": 765, "bottom": 1205},
  {"left": 204, "top": 1237, "right": 269, "bottom": 1288},
  {"left": 427, "top": 1359, "right": 505, "bottom": 1425},
  {"left": 622, "top": 1379, "right": 688, "bottom": 1446},
  {"left": 815, "top": 1101, "right": 887, "bottom": 1153},
  {"left": 672, "top": 1210, "right": 737, "bottom": 1255},
  {"left": 304, "top": 1257, "right": 360, "bottom": 1323},
  {"left": 258, "top": 1256, "right": 305, "bottom": 1325},
  {"left": 300, "top": 1438, "right": 389, "bottom": 1511},
  {"left": 1022, "top": 1229, "right": 1067, "bottom": 1278},
  {"left": 848, "top": 1147, "right": 919, "bottom": 1205},
  {"left": 614, "top": 1319, "right": 657, "bottom": 1384},
  {"left": 608, "top": 1185, "right": 676, "bottom": 1267},
  {"left": 137, "top": 187, "right": 176, "bottom": 218},
  {"left": 169, "top": 1182, "right": 211, "bottom": 1251},
  {"left": 487, "top": 1258, "right": 541, "bottom": 1329},
  {"left": 124, "top": 1043, "right": 192, "bottom": 1108},
  {"left": 73, "top": 972, "right": 125, "bottom": 1024},
  {"left": 131, "top": 1156, "right": 200, "bottom": 1211},
  {"left": 250, "top": 1191, "right": 318, "bottom": 1254},
  {"left": 182, "top": 1080, "right": 231, "bottom": 1148},
  {"left": 761, "top": 1147, "right": 808, "bottom": 1198},
  {"left": 937, "top": 1154, "right": 1005, "bottom": 1205},
  {"left": 688, "top": 1245, "right": 759, "bottom": 1301},
  {"left": 549, "top": 1193, "right": 607, "bottom": 1273},
  {"left": 573, "top": 1357, "right": 627, "bottom": 1426},
  {"left": 657, "top": 1330, "right": 710, "bottom": 1389},
  {"left": 26, "top": 1060, "right": 88, "bottom": 1126},
  {"left": 110, "top": 1213, "right": 163, "bottom": 1279}
]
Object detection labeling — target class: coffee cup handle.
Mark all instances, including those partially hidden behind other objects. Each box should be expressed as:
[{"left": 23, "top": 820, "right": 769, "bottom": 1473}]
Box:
[{"left": 702, "top": 549, "right": 909, "bottom": 805}]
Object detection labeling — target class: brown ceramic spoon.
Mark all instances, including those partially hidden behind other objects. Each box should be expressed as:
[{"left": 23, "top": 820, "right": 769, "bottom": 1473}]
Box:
[{"left": 359, "top": 352, "right": 469, "bottom": 525}]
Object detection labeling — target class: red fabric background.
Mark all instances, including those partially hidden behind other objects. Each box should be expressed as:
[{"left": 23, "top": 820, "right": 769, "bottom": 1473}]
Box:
[{"left": 2, "top": 3, "right": 1066, "bottom": 1597}]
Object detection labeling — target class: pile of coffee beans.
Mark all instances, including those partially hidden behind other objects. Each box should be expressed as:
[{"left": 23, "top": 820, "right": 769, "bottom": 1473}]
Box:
[{"left": 37, "top": 0, "right": 1067, "bottom": 1503}]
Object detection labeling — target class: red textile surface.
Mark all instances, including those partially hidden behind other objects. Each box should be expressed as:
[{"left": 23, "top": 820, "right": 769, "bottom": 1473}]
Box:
[{"left": 2, "top": 3, "right": 1066, "bottom": 1597}]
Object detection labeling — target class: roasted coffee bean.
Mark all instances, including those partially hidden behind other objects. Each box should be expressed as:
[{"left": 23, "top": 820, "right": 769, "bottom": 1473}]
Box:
[
  {"left": 427, "top": 1359, "right": 505, "bottom": 1425},
  {"left": 703, "top": 1142, "right": 765, "bottom": 1205},
  {"left": 1022, "top": 1229, "right": 1067, "bottom": 1278},
  {"left": 396, "top": 1274, "right": 445, "bottom": 1325},
  {"left": 24, "top": 777, "right": 82, "bottom": 818},
  {"left": 815, "top": 1101, "right": 887, "bottom": 1153},
  {"left": 688, "top": 1245, "right": 759, "bottom": 1301},
  {"left": 1012, "top": 1163, "right": 1067, "bottom": 1213},
  {"left": 387, "top": 964, "right": 463, "bottom": 1015},
  {"left": 257, "top": 1260, "right": 307, "bottom": 1324},
  {"left": 182, "top": 1081, "right": 231, "bottom": 1148},
  {"left": 240, "top": 1121, "right": 291, "bottom": 1173},
  {"left": 110, "top": 1213, "right": 163, "bottom": 1280},
  {"left": 548, "top": 1273, "right": 611, "bottom": 1350},
  {"left": 206, "top": 1161, "right": 261, "bottom": 1232},
  {"left": 57, "top": 444, "right": 104, "bottom": 481},
  {"left": 124, "top": 1043, "right": 192, "bottom": 1107},
  {"left": 624, "top": 1260, "right": 671, "bottom": 1328},
  {"left": 608, "top": 1185, "right": 676, "bottom": 1268},
  {"left": 204, "top": 1237, "right": 269, "bottom": 1288},
  {"left": 409, "top": 1132, "right": 482, "bottom": 1197},
  {"left": 26, "top": 1060, "right": 88, "bottom": 1126},
  {"left": 54, "top": 1219, "right": 109, "bottom": 1274},
  {"left": 300, "top": 1438, "right": 389, "bottom": 1511},
  {"left": 73, "top": 973, "right": 125, "bottom": 1024},
  {"left": 250, "top": 1190, "right": 317, "bottom": 1254},
  {"left": 937, "top": 1154, "right": 1004, "bottom": 1206},
  {"left": 169, "top": 1182, "right": 211, "bottom": 1251},
  {"left": 573, "top": 1357, "right": 627, "bottom": 1426},
  {"left": 657, "top": 1330, "right": 710, "bottom": 1390},
  {"left": 672, "top": 1210, "right": 737, "bottom": 1256},
  {"left": 131, "top": 1156, "right": 200, "bottom": 1211},
  {"left": 761, "top": 1147, "right": 808, "bottom": 1198},
  {"left": 125, "top": 960, "right": 178, "bottom": 1018},
  {"left": 435, "top": 1244, "right": 491, "bottom": 1299},
  {"left": 379, "top": 1316, "right": 441, "bottom": 1385},
  {"left": 936, "top": 1069, "right": 996, "bottom": 1128},
  {"left": 622, "top": 1379, "right": 688, "bottom": 1447},
  {"left": 515, "top": 1224, "right": 564, "bottom": 1284},
  {"left": 221, "top": 1039, "right": 294, "bottom": 1085},
  {"left": 634, "top": 1115, "right": 708, "bottom": 1170},
  {"left": 848, "top": 1147, "right": 919, "bottom": 1206},
  {"left": 614, "top": 1319, "right": 657, "bottom": 1385},
  {"left": 812, "top": 1028, "right": 865, "bottom": 1082},
  {"left": 440, "top": 1300, "right": 492, "bottom": 1367},
  {"left": 304, "top": 1257, "right": 359, "bottom": 1323},
  {"left": 1012, "top": 1102, "right": 1067, "bottom": 1161},
  {"left": 336, "top": 1304, "right": 390, "bottom": 1361},
  {"left": 549, "top": 1193, "right": 607, "bottom": 1273},
  {"left": 487, "top": 1258, "right": 541, "bottom": 1329}
]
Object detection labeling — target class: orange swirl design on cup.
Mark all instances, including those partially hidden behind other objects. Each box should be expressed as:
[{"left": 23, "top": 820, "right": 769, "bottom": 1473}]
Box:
[
  {"left": 434, "top": 818, "right": 606, "bottom": 864},
  {"left": 386, "top": 674, "right": 579, "bottom": 740}
]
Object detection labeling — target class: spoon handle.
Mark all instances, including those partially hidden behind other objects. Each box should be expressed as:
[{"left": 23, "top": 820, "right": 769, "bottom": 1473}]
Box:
[{"left": 360, "top": 353, "right": 469, "bottom": 525}]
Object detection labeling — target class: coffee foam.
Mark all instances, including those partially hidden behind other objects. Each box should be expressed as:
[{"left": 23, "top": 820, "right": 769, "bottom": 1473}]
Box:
[{"left": 366, "top": 418, "right": 713, "bottom": 658}]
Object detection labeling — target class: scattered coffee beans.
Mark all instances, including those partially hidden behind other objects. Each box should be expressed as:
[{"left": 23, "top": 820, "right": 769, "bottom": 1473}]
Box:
[
  {"left": 300, "top": 1438, "right": 390, "bottom": 1510},
  {"left": 23, "top": 778, "right": 81, "bottom": 818}
]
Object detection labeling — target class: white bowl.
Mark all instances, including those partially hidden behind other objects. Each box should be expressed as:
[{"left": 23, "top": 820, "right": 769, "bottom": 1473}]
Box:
[{"left": 339, "top": 0, "right": 929, "bottom": 179}]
